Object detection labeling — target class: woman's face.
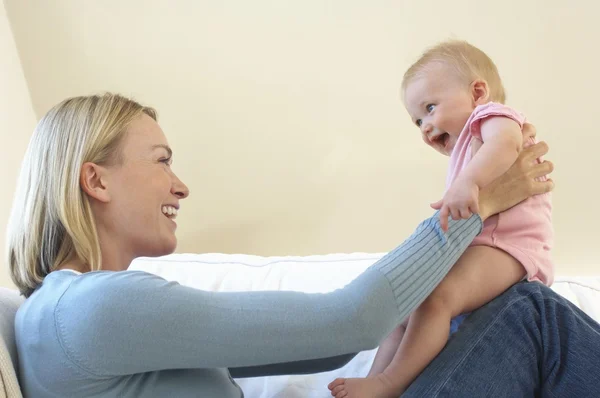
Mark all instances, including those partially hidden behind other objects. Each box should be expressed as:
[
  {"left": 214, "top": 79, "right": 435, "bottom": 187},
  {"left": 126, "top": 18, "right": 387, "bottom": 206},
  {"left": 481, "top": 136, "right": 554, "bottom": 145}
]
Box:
[{"left": 99, "top": 114, "right": 189, "bottom": 261}]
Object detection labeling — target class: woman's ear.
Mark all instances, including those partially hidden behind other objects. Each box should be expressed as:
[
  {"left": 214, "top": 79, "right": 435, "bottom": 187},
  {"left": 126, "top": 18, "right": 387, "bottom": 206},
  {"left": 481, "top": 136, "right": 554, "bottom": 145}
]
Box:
[
  {"left": 471, "top": 79, "right": 490, "bottom": 105},
  {"left": 80, "top": 162, "right": 111, "bottom": 203}
]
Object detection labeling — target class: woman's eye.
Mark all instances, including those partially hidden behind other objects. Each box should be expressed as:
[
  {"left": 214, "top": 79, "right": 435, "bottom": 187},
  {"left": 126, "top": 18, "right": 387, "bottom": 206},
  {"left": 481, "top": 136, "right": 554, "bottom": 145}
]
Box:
[
  {"left": 160, "top": 157, "right": 172, "bottom": 165},
  {"left": 426, "top": 104, "right": 435, "bottom": 113},
  {"left": 416, "top": 119, "right": 422, "bottom": 127}
]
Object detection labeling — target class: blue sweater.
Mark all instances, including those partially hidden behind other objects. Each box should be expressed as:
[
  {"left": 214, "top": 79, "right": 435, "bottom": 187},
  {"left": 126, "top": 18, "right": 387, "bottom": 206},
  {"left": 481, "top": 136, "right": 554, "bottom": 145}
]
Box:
[{"left": 15, "top": 214, "right": 481, "bottom": 397}]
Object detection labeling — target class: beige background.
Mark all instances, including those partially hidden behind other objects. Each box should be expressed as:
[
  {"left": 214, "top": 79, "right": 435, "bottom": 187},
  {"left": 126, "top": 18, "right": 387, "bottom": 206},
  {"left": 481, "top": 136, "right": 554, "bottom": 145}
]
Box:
[
  {"left": 1, "top": 1, "right": 598, "bottom": 287},
  {"left": 0, "top": 3, "right": 37, "bottom": 288}
]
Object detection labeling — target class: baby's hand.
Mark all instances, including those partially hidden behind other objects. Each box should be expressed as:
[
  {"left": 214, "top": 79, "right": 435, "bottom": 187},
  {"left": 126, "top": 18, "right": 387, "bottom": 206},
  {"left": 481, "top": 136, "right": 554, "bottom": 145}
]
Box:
[{"left": 431, "top": 178, "right": 480, "bottom": 232}]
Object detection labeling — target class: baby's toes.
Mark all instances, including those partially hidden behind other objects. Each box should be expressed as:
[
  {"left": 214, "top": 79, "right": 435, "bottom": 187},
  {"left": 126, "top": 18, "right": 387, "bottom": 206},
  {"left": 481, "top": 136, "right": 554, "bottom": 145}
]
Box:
[
  {"left": 328, "top": 378, "right": 345, "bottom": 390},
  {"left": 332, "top": 384, "right": 348, "bottom": 397}
]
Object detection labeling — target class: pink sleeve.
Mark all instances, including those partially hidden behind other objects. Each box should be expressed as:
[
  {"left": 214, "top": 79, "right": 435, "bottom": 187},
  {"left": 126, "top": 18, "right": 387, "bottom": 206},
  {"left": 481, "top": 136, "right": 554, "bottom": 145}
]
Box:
[{"left": 469, "top": 102, "right": 526, "bottom": 141}]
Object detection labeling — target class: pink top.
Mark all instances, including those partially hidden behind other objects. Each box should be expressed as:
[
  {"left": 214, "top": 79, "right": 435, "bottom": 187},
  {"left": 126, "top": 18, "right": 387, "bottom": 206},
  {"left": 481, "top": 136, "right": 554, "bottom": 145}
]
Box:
[{"left": 447, "top": 102, "right": 554, "bottom": 285}]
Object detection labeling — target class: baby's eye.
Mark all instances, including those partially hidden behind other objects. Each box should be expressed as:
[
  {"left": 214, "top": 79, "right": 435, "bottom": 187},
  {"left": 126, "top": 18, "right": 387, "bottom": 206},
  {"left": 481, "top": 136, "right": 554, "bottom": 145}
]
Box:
[
  {"left": 426, "top": 104, "right": 435, "bottom": 113},
  {"left": 415, "top": 119, "right": 422, "bottom": 127}
]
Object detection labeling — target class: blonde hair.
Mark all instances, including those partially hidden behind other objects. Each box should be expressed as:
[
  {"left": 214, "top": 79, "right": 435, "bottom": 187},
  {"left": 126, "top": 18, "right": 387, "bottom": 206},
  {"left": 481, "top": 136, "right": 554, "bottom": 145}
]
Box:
[
  {"left": 7, "top": 93, "right": 157, "bottom": 297},
  {"left": 402, "top": 40, "right": 506, "bottom": 104}
]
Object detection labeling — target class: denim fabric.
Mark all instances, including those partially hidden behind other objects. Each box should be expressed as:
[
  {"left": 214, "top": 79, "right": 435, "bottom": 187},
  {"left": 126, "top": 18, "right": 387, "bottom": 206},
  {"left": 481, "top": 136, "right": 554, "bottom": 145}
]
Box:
[{"left": 404, "top": 281, "right": 600, "bottom": 397}]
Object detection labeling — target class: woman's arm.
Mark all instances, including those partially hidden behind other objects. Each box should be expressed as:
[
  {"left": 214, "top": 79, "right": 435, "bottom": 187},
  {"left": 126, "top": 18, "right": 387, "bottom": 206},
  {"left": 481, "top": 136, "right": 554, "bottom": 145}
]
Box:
[{"left": 56, "top": 214, "right": 482, "bottom": 377}]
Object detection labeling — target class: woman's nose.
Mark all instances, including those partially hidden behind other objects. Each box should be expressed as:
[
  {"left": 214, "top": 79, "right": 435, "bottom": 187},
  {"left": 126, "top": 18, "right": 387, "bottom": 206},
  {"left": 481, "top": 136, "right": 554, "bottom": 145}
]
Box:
[{"left": 171, "top": 173, "right": 190, "bottom": 199}]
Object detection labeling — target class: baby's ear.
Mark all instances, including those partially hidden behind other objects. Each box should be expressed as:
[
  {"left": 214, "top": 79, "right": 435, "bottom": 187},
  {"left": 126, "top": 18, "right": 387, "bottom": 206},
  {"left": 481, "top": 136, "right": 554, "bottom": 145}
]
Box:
[{"left": 471, "top": 79, "right": 490, "bottom": 105}]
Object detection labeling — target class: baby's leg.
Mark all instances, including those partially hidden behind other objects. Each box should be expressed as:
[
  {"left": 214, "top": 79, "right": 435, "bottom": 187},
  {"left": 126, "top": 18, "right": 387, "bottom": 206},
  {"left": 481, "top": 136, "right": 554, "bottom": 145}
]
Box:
[
  {"left": 383, "top": 246, "right": 526, "bottom": 393},
  {"left": 367, "top": 320, "right": 407, "bottom": 377},
  {"left": 328, "top": 246, "right": 525, "bottom": 398}
]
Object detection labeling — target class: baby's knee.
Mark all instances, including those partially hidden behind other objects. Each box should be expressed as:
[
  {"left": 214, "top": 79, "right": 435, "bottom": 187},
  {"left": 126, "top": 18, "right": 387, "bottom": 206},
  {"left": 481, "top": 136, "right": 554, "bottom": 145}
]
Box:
[
  {"left": 419, "top": 286, "right": 461, "bottom": 315},
  {"left": 419, "top": 292, "right": 451, "bottom": 315}
]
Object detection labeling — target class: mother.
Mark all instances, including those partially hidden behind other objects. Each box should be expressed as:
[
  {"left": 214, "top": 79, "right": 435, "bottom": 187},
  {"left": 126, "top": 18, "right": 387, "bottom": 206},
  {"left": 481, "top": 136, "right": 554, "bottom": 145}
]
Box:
[{"left": 8, "top": 93, "right": 599, "bottom": 397}]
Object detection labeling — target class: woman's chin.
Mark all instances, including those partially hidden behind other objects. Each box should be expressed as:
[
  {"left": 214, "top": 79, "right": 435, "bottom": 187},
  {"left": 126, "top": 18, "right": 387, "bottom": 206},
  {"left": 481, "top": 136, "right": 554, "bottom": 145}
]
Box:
[
  {"left": 145, "top": 237, "right": 178, "bottom": 258},
  {"left": 163, "top": 238, "right": 178, "bottom": 256}
]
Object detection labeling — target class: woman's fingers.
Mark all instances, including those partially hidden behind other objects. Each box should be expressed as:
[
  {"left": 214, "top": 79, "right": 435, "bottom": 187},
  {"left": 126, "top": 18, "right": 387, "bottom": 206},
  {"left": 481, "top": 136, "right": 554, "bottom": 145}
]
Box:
[
  {"left": 522, "top": 141, "right": 549, "bottom": 163},
  {"left": 532, "top": 178, "right": 555, "bottom": 195},
  {"left": 531, "top": 160, "right": 554, "bottom": 178},
  {"left": 522, "top": 122, "right": 537, "bottom": 141}
]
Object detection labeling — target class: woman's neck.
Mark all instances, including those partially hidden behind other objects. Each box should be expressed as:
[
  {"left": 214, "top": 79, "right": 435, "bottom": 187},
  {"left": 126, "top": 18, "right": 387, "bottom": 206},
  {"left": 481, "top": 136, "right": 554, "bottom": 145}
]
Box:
[{"left": 56, "top": 257, "right": 91, "bottom": 273}]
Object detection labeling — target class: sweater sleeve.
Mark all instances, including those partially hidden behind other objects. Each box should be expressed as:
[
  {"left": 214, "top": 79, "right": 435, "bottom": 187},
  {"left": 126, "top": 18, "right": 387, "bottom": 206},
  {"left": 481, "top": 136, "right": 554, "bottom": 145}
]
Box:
[{"left": 54, "top": 212, "right": 481, "bottom": 377}]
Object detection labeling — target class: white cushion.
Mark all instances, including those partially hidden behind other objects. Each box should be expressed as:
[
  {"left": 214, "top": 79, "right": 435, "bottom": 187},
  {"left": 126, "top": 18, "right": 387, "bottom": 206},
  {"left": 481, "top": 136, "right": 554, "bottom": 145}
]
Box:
[{"left": 0, "top": 287, "right": 24, "bottom": 398}]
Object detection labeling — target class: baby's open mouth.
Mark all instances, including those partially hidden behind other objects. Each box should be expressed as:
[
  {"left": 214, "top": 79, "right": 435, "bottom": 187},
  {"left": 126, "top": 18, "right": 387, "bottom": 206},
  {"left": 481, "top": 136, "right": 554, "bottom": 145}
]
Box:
[{"left": 434, "top": 133, "right": 450, "bottom": 147}]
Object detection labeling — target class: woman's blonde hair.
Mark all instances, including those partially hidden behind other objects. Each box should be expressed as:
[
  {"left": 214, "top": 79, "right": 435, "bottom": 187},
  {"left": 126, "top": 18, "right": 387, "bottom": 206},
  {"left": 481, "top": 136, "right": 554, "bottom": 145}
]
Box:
[
  {"left": 402, "top": 40, "right": 506, "bottom": 104},
  {"left": 7, "top": 93, "right": 157, "bottom": 297}
]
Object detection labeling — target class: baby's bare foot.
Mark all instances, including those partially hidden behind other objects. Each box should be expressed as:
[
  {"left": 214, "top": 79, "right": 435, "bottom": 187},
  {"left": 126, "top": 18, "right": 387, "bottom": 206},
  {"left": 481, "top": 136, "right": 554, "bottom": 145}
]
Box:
[{"left": 327, "top": 374, "right": 401, "bottom": 398}]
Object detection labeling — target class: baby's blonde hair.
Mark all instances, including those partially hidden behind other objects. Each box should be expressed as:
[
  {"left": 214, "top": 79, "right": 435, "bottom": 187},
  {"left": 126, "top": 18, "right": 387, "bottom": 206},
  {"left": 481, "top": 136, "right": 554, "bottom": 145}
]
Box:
[
  {"left": 6, "top": 93, "right": 156, "bottom": 297},
  {"left": 402, "top": 40, "right": 506, "bottom": 104}
]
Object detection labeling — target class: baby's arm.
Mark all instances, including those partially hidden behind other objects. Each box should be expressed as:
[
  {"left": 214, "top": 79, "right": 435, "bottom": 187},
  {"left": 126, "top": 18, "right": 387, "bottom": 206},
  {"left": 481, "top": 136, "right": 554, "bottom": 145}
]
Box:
[
  {"left": 460, "top": 117, "right": 523, "bottom": 189},
  {"left": 437, "top": 117, "right": 523, "bottom": 231}
]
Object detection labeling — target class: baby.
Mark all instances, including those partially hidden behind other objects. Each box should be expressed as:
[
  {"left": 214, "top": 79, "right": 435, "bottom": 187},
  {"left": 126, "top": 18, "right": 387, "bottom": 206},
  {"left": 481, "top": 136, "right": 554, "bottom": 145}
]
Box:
[{"left": 328, "top": 40, "right": 554, "bottom": 397}]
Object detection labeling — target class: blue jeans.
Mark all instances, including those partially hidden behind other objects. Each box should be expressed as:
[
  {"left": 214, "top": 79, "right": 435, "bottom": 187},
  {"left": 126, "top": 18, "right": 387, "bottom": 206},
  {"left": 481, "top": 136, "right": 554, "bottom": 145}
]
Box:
[{"left": 403, "top": 281, "right": 600, "bottom": 397}]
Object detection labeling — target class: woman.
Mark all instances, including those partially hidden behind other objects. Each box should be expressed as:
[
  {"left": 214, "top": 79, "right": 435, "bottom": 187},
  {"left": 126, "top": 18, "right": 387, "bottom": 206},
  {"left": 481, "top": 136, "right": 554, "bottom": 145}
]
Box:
[{"left": 7, "top": 93, "right": 598, "bottom": 397}]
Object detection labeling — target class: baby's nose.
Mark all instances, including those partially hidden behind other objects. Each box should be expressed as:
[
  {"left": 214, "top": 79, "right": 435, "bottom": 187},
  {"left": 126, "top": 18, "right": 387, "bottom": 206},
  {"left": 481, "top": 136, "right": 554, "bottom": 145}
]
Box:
[{"left": 421, "top": 123, "right": 433, "bottom": 136}]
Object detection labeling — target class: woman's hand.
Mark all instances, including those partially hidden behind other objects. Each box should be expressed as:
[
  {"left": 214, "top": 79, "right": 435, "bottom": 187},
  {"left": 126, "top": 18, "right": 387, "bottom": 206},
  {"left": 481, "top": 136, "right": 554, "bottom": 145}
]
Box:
[{"left": 477, "top": 124, "right": 554, "bottom": 221}]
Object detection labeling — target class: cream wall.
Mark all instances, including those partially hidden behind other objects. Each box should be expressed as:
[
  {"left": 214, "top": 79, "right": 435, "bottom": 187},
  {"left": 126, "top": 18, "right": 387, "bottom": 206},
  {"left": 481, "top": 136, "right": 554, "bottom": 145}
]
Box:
[
  {"left": 0, "top": 2, "right": 37, "bottom": 287},
  {"left": 2, "top": 0, "right": 599, "bottom": 288}
]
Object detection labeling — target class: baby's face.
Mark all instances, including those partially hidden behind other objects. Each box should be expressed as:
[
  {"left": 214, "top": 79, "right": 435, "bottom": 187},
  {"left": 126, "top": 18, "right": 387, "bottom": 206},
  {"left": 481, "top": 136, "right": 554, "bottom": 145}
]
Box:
[{"left": 403, "top": 63, "right": 474, "bottom": 156}]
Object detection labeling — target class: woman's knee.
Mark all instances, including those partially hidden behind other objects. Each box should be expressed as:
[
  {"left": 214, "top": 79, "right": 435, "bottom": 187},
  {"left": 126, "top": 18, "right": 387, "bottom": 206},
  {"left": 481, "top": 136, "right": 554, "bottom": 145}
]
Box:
[
  {"left": 503, "top": 281, "right": 557, "bottom": 304},
  {"left": 473, "top": 281, "right": 564, "bottom": 333}
]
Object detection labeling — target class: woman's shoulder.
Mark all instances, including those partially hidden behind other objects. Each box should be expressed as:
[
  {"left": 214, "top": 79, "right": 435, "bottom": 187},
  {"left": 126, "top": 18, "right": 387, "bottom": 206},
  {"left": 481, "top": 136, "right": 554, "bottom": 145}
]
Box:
[
  {"left": 17, "top": 270, "right": 174, "bottom": 365},
  {"left": 58, "top": 269, "right": 169, "bottom": 303},
  {"left": 19, "top": 270, "right": 168, "bottom": 319}
]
